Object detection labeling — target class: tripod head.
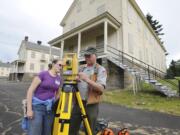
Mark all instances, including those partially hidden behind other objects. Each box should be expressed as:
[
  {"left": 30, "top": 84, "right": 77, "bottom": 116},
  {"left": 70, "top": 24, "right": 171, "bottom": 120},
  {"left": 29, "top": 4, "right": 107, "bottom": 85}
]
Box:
[{"left": 63, "top": 53, "right": 78, "bottom": 85}]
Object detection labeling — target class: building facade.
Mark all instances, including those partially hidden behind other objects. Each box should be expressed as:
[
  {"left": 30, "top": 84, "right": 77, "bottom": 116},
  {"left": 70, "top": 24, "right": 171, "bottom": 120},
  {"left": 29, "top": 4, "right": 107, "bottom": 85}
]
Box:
[
  {"left": 9, "top": 37, "right": 61, "bottom": 81},
  {"left": 0, "top": 62, "right": 11, "bottom": 78},
  {"left": 48, "top": 0, "right": 167, "bottom": 89}
]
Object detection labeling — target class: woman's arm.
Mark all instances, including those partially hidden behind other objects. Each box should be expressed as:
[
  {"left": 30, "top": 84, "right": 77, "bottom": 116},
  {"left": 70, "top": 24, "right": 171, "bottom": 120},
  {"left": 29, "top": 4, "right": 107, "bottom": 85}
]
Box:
[{"left": 26, "top": 76, "right": 41, "bottom": 119}]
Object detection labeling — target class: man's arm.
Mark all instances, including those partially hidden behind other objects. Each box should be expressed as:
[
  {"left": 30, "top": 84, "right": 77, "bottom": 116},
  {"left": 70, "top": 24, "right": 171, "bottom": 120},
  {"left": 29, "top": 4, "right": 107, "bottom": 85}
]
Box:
[
  {"left": 86, "top": 77, "right": 104, "bottom": 94},
  {"left": 78, "top": 68, "right": 107, "bottom": 94}
]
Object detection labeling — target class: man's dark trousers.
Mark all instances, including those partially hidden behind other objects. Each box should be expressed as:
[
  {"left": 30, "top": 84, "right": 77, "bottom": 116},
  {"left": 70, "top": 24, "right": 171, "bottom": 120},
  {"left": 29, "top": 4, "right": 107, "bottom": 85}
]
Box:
[{"left": 69, "top": 101, "right": 99, "bottom": 135}]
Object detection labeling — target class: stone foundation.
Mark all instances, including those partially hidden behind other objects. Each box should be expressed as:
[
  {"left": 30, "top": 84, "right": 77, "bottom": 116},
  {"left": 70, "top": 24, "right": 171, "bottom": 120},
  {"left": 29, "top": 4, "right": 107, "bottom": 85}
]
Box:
[{"left": 101, "top": 57, "right": 133, "bottom": 90}]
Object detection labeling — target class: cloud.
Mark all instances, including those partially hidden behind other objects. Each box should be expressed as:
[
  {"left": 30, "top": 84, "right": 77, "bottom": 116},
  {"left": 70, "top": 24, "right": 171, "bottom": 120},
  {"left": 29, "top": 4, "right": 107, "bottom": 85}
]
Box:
[
  {"left": 0, "top": 0, "right": 73, "bottom": 62},
  {"left": 0, "top": 0, "right": 179, "bottom": 66},
  {"left": 0, "top": 44, "right": 18, "bottom": 62},
  {"left": 136, "top": 0, "right": 180, "bottom": 66}
]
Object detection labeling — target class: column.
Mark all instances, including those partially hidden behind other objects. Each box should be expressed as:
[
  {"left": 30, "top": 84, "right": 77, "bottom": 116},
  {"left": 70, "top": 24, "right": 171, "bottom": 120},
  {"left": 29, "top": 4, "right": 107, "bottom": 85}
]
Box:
[
  {"left": 104, "top": 21, "right": 108, "bottom": 53},
  {"left": 77, "top": 32, "right": 81, "bottom": 58},
  {"left": 49, "top": 45, "right": 52, "bottom": 62},
  {"left": 60, "top": 41, "right": 64, "bottom": 59},
  {"left": 117, "top": 29, "right": 120, "bottom": 50}
]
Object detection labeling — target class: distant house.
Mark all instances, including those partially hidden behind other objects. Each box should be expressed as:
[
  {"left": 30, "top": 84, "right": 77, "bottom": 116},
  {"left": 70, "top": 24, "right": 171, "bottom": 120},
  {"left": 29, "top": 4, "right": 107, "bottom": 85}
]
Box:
[
  {"left": 9, "top": 36, "right": 61, "bottom": 81},
  {"left": 48, "top": 0, "right": 167, "bottom": 89},
  {"left": 0, "top": 62, "right": 11, "bottom": 78}
]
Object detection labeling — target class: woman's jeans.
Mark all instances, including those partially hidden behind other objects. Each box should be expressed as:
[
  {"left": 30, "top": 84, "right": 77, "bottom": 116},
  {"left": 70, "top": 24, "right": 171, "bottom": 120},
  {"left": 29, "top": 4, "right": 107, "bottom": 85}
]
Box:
[{"left": 28, "top": 104, "right": 54, "bottom": 135}]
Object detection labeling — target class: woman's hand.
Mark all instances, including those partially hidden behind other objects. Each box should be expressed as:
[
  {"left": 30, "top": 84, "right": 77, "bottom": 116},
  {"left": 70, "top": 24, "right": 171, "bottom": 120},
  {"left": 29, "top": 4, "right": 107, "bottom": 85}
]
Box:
[
  {"left": 27, "top": 109, "right": 34, "bottom": 119},
  {"left": 26, "top": 76, "right": 41, "bottom": 120}
]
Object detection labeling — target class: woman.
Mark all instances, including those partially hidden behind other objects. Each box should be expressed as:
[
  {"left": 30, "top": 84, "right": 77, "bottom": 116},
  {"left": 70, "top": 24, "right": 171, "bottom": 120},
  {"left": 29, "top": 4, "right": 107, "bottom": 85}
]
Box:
[{"left": 26, "top": 59, "right": 64, "bottom": 135}]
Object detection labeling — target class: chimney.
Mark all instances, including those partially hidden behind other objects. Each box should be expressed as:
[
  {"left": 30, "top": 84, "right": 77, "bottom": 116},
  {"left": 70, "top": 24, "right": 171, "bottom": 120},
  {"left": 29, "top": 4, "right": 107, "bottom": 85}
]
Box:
[
  {"left": 37, "top": 41, "right": 42, "bottom": 45},
  {"left": 24, "top": 36, "right": 28, "bottom": 41}
]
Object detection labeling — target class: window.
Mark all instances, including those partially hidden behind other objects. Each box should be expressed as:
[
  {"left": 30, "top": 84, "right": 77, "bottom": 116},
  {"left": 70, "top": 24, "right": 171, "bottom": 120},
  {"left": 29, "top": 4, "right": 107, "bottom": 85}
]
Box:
[
  {"left": 145, "top": 28, "right": 149, "bottom": 40},
  {"left": 137, "top": 18, "right": 141, "bottom": 32},
  {"left": 151, "top": 52, "right": 154, "bottom": 65},
  {"left": 70, "top": 22, "right": 76, "bottom": 29},
  {"left": 76, "top": 0, "right": 82, "bottom": 13},
  {"left": 128, "top": 33, "right": 134, "bottom": 54},
  {"left": 40, "top": 64, "right": 45, "bottom": 71},
  {"left": 31, "top": 51, "right": 36, "bottom": 58},
  {"left": 41, "top": 53, "right": 46, "bottom": 59},
  {"left": 89, "top": 0, "right": 95, "bottom": 4},
  {"left": 30, "top": 63, "right": 34, "bottom": 71},
  {"left": 96, "top": 35, "right": 104, "bottom": 49},
  {"left": 150, "top": 36, "right": 153, "bottom": 45},
  {"left": 97, "top": 4, "right": 106, "bottom": 15},
  {"left": 146, "top": 48, "right": 149, "bottom": 63},
  {"left": 139, "top": 50, "right": 142, "bottom": 61},
  {"left": 127, "top": 3, "right": 133, "bottom": 23}
]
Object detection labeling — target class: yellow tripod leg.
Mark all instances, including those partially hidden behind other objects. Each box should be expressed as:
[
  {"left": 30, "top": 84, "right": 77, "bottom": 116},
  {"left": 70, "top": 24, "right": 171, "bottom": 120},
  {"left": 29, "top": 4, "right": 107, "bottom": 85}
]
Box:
[
  {"left": 53, "top": 91, "right": 63, "bottom": 135},
  {"left": 53, "top": 88, "right": 73, "bottom": 135},
  {"left": 58, "top": 91, "right": 73, "bottom": 135},
  {"left": 75, "top": 91, "right": 92, "bottom": 135}
]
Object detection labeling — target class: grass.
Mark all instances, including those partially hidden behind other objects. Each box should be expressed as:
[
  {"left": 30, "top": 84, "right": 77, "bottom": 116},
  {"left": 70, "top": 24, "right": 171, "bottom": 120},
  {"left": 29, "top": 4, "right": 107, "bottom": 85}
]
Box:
[
  {"left": 158, "top": 79, "right": 179, "bottom": 91},
  {"left": 102, "top": 83, "right": 180, "bottom": 116}
]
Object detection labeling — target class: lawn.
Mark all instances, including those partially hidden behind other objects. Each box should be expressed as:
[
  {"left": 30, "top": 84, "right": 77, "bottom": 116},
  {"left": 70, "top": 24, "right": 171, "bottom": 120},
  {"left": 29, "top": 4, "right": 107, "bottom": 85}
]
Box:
[
  {"left": 158, "top": 79, "right": 179, "bottom": 91},
  {"left": 102, "top": 82, "right": 180, "bottom": 116}
]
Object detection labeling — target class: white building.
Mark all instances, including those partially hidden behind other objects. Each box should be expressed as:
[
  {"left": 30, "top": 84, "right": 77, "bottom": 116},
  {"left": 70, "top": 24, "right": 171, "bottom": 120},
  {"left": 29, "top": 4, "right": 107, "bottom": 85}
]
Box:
[
  {"left": 48, "top": 0, "right": 167, "bottom": 88},
  {"left": 9, "top": 36, "right": 61, "bottom": 81},
  {"left": 0, "top": 62, "right": 11, "bottom": 78}
]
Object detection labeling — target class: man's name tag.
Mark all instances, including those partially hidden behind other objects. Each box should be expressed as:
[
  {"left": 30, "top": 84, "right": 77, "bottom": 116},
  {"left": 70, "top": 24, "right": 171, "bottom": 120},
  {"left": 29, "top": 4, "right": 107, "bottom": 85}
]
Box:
[{"left": 55, "top": 80, "right": 60, "bottom": 85}]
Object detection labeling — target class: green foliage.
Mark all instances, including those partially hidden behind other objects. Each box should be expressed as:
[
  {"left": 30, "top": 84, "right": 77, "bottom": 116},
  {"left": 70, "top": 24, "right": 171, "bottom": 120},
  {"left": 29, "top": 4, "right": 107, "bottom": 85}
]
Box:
[
  {"left": 158, "top": 79, "right": 178, "bottom": 91},
  {"left": 146, "top": 13, "right": 164, "bottom": 44},
  {"left": 166, "top": 60, "right": 180, "bottom": 79}
]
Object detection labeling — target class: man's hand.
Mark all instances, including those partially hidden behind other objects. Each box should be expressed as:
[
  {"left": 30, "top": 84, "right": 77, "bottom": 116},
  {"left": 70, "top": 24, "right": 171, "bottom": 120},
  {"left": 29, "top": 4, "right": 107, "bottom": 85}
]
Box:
[
  {"left": 78, "top": 72, "right": 89, "bottom": 82},
  {"left": 78, "top": 72, "right": 104, "bottom": 94}
]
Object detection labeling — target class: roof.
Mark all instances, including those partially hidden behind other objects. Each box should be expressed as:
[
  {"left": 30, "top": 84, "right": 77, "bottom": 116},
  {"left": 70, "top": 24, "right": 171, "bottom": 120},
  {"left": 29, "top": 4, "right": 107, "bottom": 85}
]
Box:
[
  {"left": 21, "top": 40, "right": 60, "bottom": 56},
  {"left": 49, "top": 12, "right": 121, "bottom": 45},
  {"left": 60, "top": 0, "right": 77, "bottom": 26},
  {"left": 59, "top": 0, "right": 166, "bottom": 52},
  {"left": 0, "top": 62, "right": 11, "bottom": 68},
  {"left": 11, "top": 60, "right": 25, "bottom": 64},
  {"left": 129, "top": 0, "right": 166, "bottom": 52}
]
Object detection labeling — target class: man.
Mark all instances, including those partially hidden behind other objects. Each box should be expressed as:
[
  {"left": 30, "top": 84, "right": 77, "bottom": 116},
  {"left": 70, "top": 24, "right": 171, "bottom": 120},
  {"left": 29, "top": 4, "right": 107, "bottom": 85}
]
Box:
[{"left": 69, "top": 47, "right": 107, "bottom": 135}]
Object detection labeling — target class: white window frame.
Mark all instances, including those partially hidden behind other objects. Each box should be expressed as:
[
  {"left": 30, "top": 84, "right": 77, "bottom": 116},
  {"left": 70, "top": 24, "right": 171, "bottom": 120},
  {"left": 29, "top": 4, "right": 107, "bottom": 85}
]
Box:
[
  {"left": 31, "top": 51, "right": 36, "bottom": 59},
  {"left": 70, "top": 22, "right": 76, "bottom": 29},
  {"left": 128, "top": 33, "right": 134, "bottom": 54},
  {"left": 30, "top": 63, "right": 34, "bottom": 71},
  {"left": 97, "top": 4, "right": 106, "bottom": 15},
  {"left": 89, "top": 0, "right": 95, "bottom": 4},
  {"left": 127, "top": 3, "right": 133, "bottom": 24},
  {"left": 40, "top": 64, "right": 45, "bottom": 71},
  {"left": 76, "top": 0, "right": 82, "bottom": 13}
]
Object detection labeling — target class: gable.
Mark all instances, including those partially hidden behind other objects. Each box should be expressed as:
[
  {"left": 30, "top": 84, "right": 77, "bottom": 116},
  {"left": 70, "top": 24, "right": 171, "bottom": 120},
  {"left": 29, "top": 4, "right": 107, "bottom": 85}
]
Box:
[
  {"left": 61, "top": 0, "right": 121, "bottom": 33},
  {"left": 60, "top": 0, "right": 78, "bottom": 26},
  {"left": 18, "top": 41, "right": 25, "bottom": 55}
]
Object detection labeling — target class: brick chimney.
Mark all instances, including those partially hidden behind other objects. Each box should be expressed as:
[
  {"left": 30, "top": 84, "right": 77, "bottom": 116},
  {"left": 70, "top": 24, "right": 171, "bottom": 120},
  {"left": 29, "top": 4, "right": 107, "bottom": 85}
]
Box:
[
  {"left": 37, "top": 41, "right": 42, "bottom": 45},
  {"left": 24, "top": 36, "right": 28, "bottom": 41}
]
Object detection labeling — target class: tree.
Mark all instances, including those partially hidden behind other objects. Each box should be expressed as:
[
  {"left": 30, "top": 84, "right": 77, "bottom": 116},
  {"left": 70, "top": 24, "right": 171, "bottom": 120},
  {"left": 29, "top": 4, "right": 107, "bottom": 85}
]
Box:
[
  {"left": 166, "top": 60, "right": 180, "bottom": 78},
  {"left": 146, "top": 13, "right": 164, "bottom": 44}
]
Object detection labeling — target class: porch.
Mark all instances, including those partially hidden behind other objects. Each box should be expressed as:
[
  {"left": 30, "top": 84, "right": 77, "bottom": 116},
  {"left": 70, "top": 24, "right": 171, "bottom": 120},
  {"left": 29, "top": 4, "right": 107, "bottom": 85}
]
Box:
[{"left": 48, "top": 12, "right": 121, "bottom": 61}]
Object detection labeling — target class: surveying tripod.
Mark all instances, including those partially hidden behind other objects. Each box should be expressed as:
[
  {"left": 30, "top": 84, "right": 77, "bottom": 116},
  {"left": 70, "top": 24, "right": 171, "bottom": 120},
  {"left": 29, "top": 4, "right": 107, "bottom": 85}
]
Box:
[{"left": 52, "top": 53, "right": 92, "bottom": 135}]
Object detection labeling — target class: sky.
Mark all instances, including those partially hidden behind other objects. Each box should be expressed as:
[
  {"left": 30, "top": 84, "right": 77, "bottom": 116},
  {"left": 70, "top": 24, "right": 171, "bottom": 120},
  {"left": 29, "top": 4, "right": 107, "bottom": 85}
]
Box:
[{"left": 0, "top": 0, "right": 179, "bottom": 66}]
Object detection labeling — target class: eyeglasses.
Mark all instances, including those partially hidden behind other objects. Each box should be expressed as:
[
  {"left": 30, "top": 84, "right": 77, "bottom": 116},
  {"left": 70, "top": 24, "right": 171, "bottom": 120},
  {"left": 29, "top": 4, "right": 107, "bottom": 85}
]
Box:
[{"left": 57, "top": 64, "right": 63, "bottom": 67}]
